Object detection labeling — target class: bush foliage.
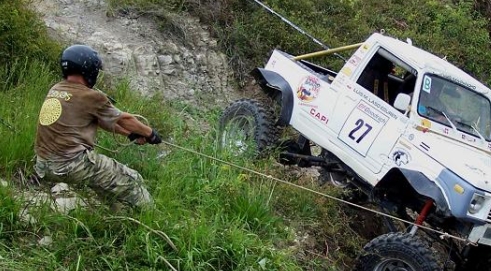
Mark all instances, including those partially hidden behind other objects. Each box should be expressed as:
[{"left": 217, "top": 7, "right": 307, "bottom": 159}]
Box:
[
  {"left": 113, "top": 0, "right": 491, "bottom": 86},
  {"left": 0, "top": 0, "right": 61, "bottom": 89}
]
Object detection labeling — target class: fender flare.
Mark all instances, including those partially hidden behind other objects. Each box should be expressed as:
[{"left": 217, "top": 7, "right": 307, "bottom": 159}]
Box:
[
  {"left": 374, "top": 168, "right": 451, "bottom": 216},
  {"left": 251, "top": 68, "right": 294, "bottom": 127}
]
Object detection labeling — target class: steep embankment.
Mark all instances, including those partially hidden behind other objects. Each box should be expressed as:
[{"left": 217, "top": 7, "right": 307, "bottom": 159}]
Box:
[{"left": 33, "top": 0, "right": 241, "bottom": 106}]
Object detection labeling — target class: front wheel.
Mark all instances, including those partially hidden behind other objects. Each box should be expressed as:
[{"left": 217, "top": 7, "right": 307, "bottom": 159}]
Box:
[
  {"left": 355, "top": 232, "right": 440, "bottom": 271},
  {"left": 218, "top": 99, "right": 278, "bottom": 157}
]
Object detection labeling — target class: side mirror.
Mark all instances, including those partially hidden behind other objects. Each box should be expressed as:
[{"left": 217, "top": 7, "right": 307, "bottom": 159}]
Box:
[{"left": 394, "top": 93, "right": 411, "bottom": 112}]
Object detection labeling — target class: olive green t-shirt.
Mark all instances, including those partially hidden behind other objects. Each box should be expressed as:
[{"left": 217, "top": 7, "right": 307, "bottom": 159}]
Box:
[{"left": 35, "top": 81, "right": 122, "bottom": 160}]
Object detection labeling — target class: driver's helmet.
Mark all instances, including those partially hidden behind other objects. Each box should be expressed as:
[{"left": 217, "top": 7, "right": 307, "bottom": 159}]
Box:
[{"left": 60, "top": 45, "right": 102, "bottom": 88}]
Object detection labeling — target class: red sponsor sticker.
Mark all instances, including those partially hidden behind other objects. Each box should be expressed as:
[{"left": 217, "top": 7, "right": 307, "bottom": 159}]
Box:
[{"left": 310, "top": 108, "right": 329, "bottom": 124}]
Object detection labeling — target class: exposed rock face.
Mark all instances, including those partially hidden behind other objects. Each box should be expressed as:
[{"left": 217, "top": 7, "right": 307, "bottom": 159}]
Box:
[{"left": 33, "top": 0, "right": 240, "bottom": 107}]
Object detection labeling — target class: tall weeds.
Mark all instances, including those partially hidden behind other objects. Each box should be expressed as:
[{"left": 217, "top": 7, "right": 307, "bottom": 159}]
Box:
[{"left": 0, "top": 60, "right": 57, "bottom": 175}]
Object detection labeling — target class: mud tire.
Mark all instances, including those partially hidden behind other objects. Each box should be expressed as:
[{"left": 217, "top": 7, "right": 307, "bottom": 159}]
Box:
[
  {"left": 218, "top": 99, "right": 278, "bottom": 157},
  {"left": 355, "top": 232, "right": 440, "bottom": 271}
]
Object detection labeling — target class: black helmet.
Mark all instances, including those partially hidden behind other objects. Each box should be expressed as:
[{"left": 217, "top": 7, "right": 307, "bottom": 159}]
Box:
[{"left": 60, "top": 45, "right": 102, "bottom": 88}]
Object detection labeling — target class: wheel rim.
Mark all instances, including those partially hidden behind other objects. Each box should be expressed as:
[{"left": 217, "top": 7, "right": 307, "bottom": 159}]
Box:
[
  {"left": 220, "top": 115, "right": 257, "bottom": 156},
  {"left": 374, "top": 258, "right": 416, "bottom": 271}
]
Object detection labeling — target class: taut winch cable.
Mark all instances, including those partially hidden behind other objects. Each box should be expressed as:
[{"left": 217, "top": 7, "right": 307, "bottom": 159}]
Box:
[{"left": 250, "top": 0, "right": 348, "bottom": 62}]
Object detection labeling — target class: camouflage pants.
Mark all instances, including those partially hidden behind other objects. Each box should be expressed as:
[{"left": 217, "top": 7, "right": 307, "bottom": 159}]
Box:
[{"left": 34, "top": 150, "right": 153, "bottom": 208}]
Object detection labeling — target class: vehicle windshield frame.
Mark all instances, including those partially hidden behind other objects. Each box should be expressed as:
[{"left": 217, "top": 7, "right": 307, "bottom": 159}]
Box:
[{"left": 416, "top": 73, "right": 491, "bottom": 141}]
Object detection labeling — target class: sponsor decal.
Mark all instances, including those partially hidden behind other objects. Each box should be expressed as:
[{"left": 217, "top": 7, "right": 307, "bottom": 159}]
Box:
[
  {"left": 352, "top": 88, "right": 398, "bottom": 120},
  {"left": 461, "top": 134, "right": 477, "bottom": 143},
  {"left": 398, "top": 139, "right": 412, "bottom": 150},
  {"left": 416, "top": 126, "right": 430, "bottom": 133},
  {"left": 465, "top": 163, "right": 487, "bottom": 178},
  {"left": 439, "top": 74, "right": 477, "bottom": 90},
  {"left": 348, "top": 55, "right": 361, "bottom": 67},
  {"left": 297, "top": 75, "right": 321, "bottom": 103},
  {"left": 421, "top": 119, "right": 431, "bottom": 128},
  {"left": 422, "top": 76, "right": 432, "bottom": 93},
  {"left": 392, "top": 149, "right": 410, "bottom": 166},
  {"left": 310, "top": 108, "right": 329, "bottom": 125},
  {"left": 356, "top": 102, "right": 388, "bottom": 124},
  {"left": 340, "top": 67, "right": 352, "bottom": 76}
]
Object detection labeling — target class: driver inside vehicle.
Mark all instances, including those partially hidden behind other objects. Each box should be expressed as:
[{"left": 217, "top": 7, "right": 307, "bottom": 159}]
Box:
[{"left": 417, "top": 77, "right": 457, "bottom": 123}]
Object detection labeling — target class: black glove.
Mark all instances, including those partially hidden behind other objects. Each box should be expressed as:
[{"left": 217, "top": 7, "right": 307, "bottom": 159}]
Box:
[
  {"left": 146, "top": 129, "right": 162, "bottom": 144},
  {"left": 128, "top": 132, "right": 144, "bottom": 142}
]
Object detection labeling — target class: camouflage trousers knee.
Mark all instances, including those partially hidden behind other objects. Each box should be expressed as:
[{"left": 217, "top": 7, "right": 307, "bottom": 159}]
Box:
[{"left": 34, "top": 150, "right": 153, "bottom": 208}]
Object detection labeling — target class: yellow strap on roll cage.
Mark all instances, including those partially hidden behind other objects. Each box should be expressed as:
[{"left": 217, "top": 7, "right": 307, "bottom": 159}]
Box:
[{"left": 293, "top": 43, "right": 363, "bottom": 61}]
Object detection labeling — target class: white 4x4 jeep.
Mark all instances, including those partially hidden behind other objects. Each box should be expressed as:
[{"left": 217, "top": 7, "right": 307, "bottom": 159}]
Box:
[{"left": 219, "top": 32, "right": 491, "bottom": 270}]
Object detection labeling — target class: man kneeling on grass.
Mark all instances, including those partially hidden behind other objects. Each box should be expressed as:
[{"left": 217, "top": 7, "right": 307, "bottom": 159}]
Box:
[{"left": 34, "top": 44, "right": 161, "bottom": 209}]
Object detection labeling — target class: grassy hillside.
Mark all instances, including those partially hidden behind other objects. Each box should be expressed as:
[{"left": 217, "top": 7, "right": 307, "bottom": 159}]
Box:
[
  {"left": 112, "top": 0, "right": 491, "bottom": 85},
  {"left": 3, "top": 0, "right": 491, "bottom": 270},
  {"left": 0, "top": 1, "right": 359, "bottom": 270},
  {"left": 0, "top": 61, "right": 358, "bottom": 270}
]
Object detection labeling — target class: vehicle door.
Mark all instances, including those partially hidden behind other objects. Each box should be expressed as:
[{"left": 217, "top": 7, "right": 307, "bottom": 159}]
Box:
[{"left": 327, "top": 47, "right": 413, "bottom": 174}]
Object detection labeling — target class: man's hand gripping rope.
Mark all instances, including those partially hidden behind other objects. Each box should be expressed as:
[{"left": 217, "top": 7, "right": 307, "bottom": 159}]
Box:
[
  {"left": 126, "top": 114, "right": 162, "bottom": 145},
  {"left": 127, "top": 129, "right": 162, "bottom": 145}
]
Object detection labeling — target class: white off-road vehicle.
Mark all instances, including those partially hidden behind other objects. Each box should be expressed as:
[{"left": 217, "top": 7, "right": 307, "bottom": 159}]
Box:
[{"left": 218, "top": 32, "right": 491, "bottom": 270}]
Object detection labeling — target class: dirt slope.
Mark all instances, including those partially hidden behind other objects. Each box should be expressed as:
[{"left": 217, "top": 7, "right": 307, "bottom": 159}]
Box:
[{"left": 32, "top": 0, "right": 241, "bottom": 107}]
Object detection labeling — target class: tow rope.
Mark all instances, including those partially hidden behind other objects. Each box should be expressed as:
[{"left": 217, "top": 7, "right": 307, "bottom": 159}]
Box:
[
  {"left": 159, "top": 139, "right": 473, "bottom": 245},
  {"left": 250, "top": 0, "right": 347, "bottom": 62}
]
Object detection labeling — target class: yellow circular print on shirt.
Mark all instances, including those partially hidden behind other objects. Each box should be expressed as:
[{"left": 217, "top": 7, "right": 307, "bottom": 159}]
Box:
[{"left": 39, "top": 98, "right": 62, "bottom": 126}]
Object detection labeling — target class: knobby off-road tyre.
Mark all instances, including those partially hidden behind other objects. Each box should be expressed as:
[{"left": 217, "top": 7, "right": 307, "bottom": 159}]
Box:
[
  {"left": 355, "top": 232, "right": 440, "bottom": 271},
  {"left": 218, "top": 99, "right": 278, "bottom": 158}
]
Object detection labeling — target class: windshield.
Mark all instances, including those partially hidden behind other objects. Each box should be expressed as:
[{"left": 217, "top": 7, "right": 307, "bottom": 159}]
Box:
[{"left": 417, "top": 74, "right": 491, "bottom": 140}]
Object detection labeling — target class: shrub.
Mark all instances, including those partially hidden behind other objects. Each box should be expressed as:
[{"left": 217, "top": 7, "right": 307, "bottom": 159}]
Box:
[
  {"left": 0, "top": 0, "right": 61, "bottom": 90},
  {"left": 113, "top": 0, "right": 491, "bottom": 86}
]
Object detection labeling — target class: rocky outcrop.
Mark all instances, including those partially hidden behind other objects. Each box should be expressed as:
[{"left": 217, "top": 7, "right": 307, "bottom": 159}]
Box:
[{"left": 33, "top": 0, "right": 241, "bottom": 108}]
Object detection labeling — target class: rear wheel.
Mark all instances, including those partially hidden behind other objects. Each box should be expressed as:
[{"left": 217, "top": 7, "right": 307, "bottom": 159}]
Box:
[
  {"left": 356, "top": 232, "right": 440, "bottom": 271},
  {"left": 218, "top": 99, "right": 278, "bottom": 157}
]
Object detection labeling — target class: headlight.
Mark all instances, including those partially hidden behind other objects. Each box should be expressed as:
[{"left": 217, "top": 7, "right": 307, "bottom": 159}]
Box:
[{"left": 469, "top": 193, "right": 486, "bottom": 214}]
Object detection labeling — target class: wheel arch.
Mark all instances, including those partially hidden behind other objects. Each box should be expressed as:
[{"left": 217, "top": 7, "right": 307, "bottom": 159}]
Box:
[
  {"left": 373, "top": 168, "right": 451, "bottom": 216},
  {"left": 251, "top": 68, "right": 294, "bottom": 127}
]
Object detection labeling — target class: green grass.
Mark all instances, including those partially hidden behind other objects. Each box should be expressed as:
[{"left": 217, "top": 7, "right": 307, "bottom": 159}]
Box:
[
  {"left": 0, "top": 60, "right": 58, "bottom": 175},
  {"left": 10, "top": 0, "right": 488, "bottom": 269},
  {"left": 0, "top": 59, "right": 360, "bottom": 270}
]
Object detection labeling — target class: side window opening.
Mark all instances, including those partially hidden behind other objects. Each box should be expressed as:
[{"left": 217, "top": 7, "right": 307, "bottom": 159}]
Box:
[{"left": 356, "top": 50, "right": 416, "bottom": 109}]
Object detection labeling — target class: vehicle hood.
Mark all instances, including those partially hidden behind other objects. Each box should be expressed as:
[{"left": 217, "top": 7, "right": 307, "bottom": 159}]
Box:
[{"left": 417, "top": 133, "right": 491, "bottom": 192}]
